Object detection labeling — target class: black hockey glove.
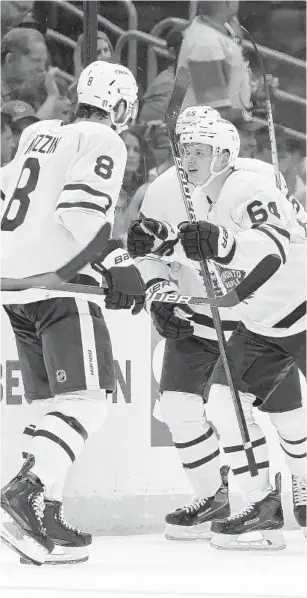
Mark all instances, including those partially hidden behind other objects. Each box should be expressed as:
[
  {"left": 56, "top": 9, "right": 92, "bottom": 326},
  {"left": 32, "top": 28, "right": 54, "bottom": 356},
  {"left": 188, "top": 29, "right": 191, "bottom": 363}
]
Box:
[
  {"left": 127, "top": 218, "right": 178, "bottom": 258},
  {"left": 178, "top": 221, "right": 235, "bottom": 263},
  {"left": 151, "top": 302, "right": 194, "bottom": 340},
  {"left": 92, "top": 240, "right": 146, "bottom": 315}
]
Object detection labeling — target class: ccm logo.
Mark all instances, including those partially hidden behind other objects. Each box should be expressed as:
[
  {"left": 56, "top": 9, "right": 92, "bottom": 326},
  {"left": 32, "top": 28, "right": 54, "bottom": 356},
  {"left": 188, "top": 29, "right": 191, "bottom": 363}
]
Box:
[{"left": 115, "top": 252, "right": 130, "bottom": 265}]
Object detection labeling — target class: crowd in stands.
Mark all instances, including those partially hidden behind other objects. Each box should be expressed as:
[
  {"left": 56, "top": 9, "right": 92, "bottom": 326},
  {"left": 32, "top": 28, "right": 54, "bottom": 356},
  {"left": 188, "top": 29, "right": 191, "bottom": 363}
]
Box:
[{"left": 1, "top": 0, "right": 306, "bottom": 241}]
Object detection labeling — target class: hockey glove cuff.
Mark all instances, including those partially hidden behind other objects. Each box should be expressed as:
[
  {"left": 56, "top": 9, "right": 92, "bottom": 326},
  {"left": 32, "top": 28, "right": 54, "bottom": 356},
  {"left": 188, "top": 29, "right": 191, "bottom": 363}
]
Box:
[
  {"left": 92, "top": 240, "right": 146, "bottom": 315},
  {"left": 145, "top": 278, "right": 178, "bottom": 312}
]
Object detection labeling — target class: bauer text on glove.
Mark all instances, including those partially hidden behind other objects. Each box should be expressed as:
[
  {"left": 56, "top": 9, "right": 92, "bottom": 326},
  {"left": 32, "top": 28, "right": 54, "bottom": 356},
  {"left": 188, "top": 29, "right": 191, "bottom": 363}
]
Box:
[{"left": 91, "top": 239, "right": 146, "bottom": 315}]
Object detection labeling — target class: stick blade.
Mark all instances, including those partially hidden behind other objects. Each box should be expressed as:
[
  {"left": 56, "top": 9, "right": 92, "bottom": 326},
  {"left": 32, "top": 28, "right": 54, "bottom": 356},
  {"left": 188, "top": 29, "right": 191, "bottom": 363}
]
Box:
[{"left": 165, "top": 66, "right": 190, "bottom": 133}]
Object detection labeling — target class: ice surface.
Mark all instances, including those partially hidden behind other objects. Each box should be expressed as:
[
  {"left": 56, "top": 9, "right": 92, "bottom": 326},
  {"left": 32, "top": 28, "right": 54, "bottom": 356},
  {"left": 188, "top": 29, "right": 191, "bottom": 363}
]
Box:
[{"left": 0, "top": 531, "right": 306, "bottom": 598}]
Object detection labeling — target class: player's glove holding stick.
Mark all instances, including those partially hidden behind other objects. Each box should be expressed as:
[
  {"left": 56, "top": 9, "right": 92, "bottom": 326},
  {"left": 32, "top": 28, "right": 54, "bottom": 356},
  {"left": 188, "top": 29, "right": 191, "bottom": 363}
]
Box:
[
  {"left": 92, "top": 240, "right": 146, "bottom": 315},
  {"left": 151, "top": 301, "right": 194, "bottom": 340},
  {"left": 178, "top": 221, "right": 235, "bottom": 263},
  {"left": 127, "top": 218, "right": 178, "bottom": 258},
  {"left": 144, "top": 278, "right": 195, "bottom": 341}
]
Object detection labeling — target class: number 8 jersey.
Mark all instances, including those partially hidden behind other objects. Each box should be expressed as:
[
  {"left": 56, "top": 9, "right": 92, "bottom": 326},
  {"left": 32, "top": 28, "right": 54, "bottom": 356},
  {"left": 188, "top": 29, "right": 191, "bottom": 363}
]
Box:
[{"left": 1, "top": 119, "right": 127, "bottom": 288}]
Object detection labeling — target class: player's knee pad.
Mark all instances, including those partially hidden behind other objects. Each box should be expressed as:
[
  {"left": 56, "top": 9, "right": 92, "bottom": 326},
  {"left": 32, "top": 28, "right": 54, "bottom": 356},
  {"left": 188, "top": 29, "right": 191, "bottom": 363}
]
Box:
[
  {"left": 51, "top": 389, "right": 109, "bottom": 436},
  {"left": 269, "top": 406, "right": 306, "bottom": 439},
  {"left": 209, "top": 384, "right": 256, "bottom": 439},
  {"left": 160, "top": 391, "right": 206, "bottom": 427},
  {"left": 160, "top": 391, "right": 208, "bottom": 443}
]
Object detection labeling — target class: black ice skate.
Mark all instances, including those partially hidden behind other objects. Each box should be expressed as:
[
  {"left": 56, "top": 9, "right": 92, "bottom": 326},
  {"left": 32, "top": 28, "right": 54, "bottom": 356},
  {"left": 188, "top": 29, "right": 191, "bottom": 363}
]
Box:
[
  {"left": 20, "top": 500, "right": 92, "bottom": 565},
  {"left": 0, "top": 456, "right": 54, "bottom": 565},
  {"left": 210, "top": 472, "right": 286, "bottom": 551},
  {"left": 165, "top": 466, "right": 230, "bottom": 540},
  {"left": 292, "top": 475, "right": 306, "bottom": 535}
]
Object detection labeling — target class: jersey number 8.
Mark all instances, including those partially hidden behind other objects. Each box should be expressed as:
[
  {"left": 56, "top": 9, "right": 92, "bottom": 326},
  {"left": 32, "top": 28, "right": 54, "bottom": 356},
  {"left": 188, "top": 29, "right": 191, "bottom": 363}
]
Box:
[
  {"left": 1, "top": 157, "right": 40, "bottom": 232},
  {"left": 94, "top": 155, "right": 114, "bottom": 180}
]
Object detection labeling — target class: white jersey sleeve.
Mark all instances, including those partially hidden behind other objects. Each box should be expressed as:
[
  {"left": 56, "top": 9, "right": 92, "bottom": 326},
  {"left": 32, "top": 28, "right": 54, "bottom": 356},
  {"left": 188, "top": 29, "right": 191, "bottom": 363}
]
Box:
[
  {"left": 235, "top": 156, "right": 307, "bottom": 235},
  {"left": 55, "top": 123, "right": 127, "bottom": 244},
  {"left": 209, "top": 171, "right": 295, "bottom": 276}
]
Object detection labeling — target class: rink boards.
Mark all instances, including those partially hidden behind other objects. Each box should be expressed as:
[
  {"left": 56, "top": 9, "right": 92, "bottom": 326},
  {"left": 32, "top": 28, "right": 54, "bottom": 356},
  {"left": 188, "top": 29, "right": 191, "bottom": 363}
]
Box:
[{"left": 1, "top": 304, "right": 304, "bottom": 533}]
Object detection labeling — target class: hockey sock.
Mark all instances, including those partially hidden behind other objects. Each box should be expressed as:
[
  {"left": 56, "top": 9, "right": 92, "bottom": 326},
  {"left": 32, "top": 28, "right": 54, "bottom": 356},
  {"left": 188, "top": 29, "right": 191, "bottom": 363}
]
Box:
[
  {"left": 22, "top": 402, "right": 65, "bottom": 501},
  {"left": 28, "top": 390, "right": 108, "bottom": 493},
  {"left": 160, "top": 391, "right": 221, "bottom": 497},
  {"left": 209, "top": 384, "right": 272, "bottom": 502},
  {"left": 270, "top": 407, "right": 307, "bottom": 478}
]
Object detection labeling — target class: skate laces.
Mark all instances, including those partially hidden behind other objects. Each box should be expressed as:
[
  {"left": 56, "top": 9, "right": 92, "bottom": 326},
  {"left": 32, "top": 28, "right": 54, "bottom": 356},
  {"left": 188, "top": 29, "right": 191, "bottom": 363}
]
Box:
[
  {"left": 293, "top": 476, "right": 307, "bottom": 506},
  {"left": 58, "top": 505, "right": 82, "bottom": 534},
  {"left": 32, "top": 492, "right": 47, "bottom": 533},
  {"left": 228, "top": 503, "right": 255, "bottom": 521},
  {"left": 183, "top": 496, "right": 210, "bottom": 513}
]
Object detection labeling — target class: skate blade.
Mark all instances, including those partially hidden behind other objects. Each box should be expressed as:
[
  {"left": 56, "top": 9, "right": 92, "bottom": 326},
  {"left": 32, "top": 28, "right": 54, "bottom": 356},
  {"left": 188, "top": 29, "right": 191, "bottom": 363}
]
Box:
[
  {"left": 210, "top": 529, "right": 286, "bottom": 551},
  {"left": 21, "top": 545, "right": 89, "bottom": 565},
  {"left": 165, "top": 522, "right": 212, "bottom": 541},
  {"left": 0, "top": 507, "right": 48, "bottom": 565}
]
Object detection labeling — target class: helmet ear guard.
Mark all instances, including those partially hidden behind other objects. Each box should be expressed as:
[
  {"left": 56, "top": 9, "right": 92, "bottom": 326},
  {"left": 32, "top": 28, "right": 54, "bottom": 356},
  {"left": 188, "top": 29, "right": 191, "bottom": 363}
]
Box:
[{"left": 111, "top": 97, "right": 139, "bottom": 128}]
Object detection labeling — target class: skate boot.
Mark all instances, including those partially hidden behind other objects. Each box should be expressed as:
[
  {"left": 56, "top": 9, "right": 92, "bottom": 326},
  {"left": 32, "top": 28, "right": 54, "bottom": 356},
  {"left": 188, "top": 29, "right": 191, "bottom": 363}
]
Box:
[
  {"left": 165, "top": 466, "right": 230, "bottom": 540},
  {"left": 210, "top": 472, "right": 286, "bottom": 551},
  {"left": 20, "top": 500, "right": 92, "bottom": 565},
  {"left": 292, "top": 475, "right": 306, "bottom": 535},
  {"left": 0, "top": 456, "right": 54, "bottom": 565}
]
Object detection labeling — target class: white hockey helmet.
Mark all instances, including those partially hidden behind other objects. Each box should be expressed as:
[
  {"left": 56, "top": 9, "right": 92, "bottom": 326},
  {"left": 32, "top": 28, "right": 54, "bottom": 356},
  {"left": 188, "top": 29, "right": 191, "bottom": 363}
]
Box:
[
  {"left": 176, "top": 105, "right": 220, "bottom": 135},
  {"left": 180, "top": 117, "right": 240, "bottom": 186},
  {"left": 77, "top": 61, "right": 139, "bottom": 128}
]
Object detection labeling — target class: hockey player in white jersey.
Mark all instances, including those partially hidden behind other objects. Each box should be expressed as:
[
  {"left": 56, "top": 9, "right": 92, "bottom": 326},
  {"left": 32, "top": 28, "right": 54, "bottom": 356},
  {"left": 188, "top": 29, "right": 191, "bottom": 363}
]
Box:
[
  {"left": 1, "top": 61, "right": 145, "bottom": 565},
  {"left": 127, "top": 109, "right": 306, "bottom": 548}
]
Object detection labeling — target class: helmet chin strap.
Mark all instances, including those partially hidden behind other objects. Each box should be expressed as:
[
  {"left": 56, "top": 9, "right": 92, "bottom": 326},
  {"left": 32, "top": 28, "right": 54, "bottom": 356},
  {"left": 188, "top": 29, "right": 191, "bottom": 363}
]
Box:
[{"left": 199, "top": 154, "right": 231, "bottom": 188}]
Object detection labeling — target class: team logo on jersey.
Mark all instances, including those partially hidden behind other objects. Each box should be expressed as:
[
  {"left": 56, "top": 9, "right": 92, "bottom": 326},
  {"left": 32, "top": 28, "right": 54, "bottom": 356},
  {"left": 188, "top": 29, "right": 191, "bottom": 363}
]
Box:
[
  {"left": 56, "top": 369, "right": 67, "bottom": 383},
  {"left": 218, "top": 267, "right": 246, "bottom": 292}
]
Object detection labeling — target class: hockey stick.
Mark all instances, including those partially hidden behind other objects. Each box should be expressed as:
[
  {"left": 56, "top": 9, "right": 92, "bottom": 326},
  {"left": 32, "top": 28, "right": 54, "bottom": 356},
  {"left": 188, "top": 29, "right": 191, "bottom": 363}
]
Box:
[
  {"left": 1, "top": 253, "right": 281, "bottom": 306},
  {"left": 165, "top": 67, "right": 258, "bottom": 476},
  {"left": 241, "top": 27, "right": 281, "bottom": 190},
  {"left": 242, "top": 28, "right": 307, "bottom": 236},
  {"left": 1, "top": 223, "right": 111, "bottom": 292}
]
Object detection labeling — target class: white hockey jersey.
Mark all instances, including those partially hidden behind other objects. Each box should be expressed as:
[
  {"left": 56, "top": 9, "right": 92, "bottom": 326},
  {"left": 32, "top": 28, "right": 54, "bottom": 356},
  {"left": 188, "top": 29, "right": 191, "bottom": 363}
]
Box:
[
  {"left": 1, "top": 119, "right": 127, "bottom": 303},
  {"left": 192, "top": 168, "right": 306, "bottom": 337},
  {"left": 138, "top": 165, "right": 241, "bottom": 341},
  {"left": 138, "top": 159, "right": 306, "bottom": 339}
]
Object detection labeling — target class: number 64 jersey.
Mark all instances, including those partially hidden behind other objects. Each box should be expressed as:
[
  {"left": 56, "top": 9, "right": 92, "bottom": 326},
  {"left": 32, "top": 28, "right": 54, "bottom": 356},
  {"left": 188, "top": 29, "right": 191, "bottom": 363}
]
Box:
[
  {"left": 192, "top": 168, "right": 306, "bottom": 338},
  {"left": 1, "top": 119, "right": 127, "bottom": 300}
]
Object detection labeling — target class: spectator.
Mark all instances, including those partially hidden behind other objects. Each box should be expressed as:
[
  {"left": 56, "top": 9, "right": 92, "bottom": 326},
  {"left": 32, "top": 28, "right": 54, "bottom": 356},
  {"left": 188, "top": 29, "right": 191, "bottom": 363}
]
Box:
[
  {"left": 15, "top": 68, "right": 72, "bottom": 123},
  {"left": 1, "top": 112, "right": 14, "bottom": 167},
  {"left": 67, "top": 31, "right": 115, "bottom": 113},
  {"left": 15, "top": 10, "right": 47, "bottom": 36},
  {"left": 177, "top": 1, "right": 252, "bottom": 123},
  {"left": 300, "top": 157, "right": 307, "bottom": 185},
  {"left": 139, "top": 24, "right": 187, "bottom": 123},
  {"left": 237, "top": 122, "right": 259, "bottom": 158},
  {"left": 1, "top": 100, "right": 40, "bottom": 158},
  {"left": 1, "top": 1, "right": 34, "bottom": 37},
  {"left": 284, "top": 139, "right": 307, "bottom": 185},
  {"left": 143, "top": 121, "right": 174, "bottom": 178},
  {"left": 1, "top": 28, "right": 47, "bottom": 103},
  {"left": 73, "top": 31, "right": 115, "bottom": 78},
  {"left": 113, "top": 126, "right": 154, "bottom": 245},
  {"left": 255, "top": 125, "right": 306, "bottom": 207}
]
